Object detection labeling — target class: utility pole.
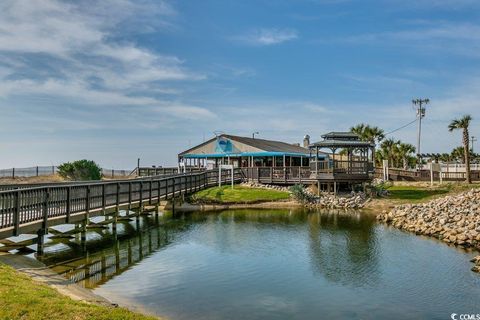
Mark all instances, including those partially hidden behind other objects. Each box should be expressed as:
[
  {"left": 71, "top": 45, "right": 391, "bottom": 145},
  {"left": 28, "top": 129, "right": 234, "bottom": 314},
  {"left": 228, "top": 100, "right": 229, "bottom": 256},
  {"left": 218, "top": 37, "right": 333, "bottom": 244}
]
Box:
[
  {"left": 412, "top": 98, "right": 429, "bottom": 166},
  {"left": 252, "top": 132, "right": 259, "bottom": 139},
  {"left": 471, "top": 136, "right": 477, "bottom": 153}
]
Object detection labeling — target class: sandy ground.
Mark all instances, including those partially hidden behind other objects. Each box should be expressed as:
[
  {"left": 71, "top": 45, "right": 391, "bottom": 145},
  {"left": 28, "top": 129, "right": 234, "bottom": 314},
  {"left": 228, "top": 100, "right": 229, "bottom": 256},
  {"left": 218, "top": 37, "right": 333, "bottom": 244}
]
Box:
[
  {"left": 362, "top": 198, "right": 396, "bottom": 214},
  {"left": 0, "top": 175, "right": 66, "bottom": 184}
]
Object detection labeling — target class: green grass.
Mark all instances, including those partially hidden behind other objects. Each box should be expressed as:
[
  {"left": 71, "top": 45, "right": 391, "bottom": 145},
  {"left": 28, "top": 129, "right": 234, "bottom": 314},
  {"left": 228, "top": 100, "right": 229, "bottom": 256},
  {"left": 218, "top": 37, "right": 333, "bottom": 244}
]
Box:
[
  {"left": 387, "top": 185, "right": 450, "bottom": 202},
  {"left": 190, "top": 186, "right": 290, "bottom": 204},
  {"left": 0, "top": 263, "right": 157, "bottom": 320}
]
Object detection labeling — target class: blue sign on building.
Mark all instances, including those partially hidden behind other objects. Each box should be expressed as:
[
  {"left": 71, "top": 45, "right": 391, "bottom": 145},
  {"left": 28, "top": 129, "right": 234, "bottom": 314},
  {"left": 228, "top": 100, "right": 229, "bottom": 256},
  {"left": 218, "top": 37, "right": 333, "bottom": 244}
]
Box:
[{"left": 215, "top": 137, "right": 233, "bottom": 153}]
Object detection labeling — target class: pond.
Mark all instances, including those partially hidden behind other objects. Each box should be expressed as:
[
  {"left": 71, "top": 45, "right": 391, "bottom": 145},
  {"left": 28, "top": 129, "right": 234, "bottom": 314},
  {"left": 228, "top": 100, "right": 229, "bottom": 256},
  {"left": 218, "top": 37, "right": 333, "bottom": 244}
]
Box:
[{"left": 35, "top": 209, "right": 480, "bottom": 320}]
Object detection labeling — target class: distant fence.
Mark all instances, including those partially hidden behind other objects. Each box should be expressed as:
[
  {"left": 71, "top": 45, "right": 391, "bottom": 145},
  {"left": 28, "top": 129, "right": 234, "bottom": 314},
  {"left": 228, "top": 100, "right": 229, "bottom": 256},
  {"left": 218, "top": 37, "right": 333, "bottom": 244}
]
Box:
[
  {"left": 101, "top": 168, "right": 132, "bottom": 178},
  {"left": 0, "top": 166, "right": 133, "bottom": 179},
  {"left": 0, "top": 166, "right": 57, "bottom": 178},
  {"left": 137, "top": 167, "right": 204, "bottom": 177},
  {"left": 374, "top": 167, "right": 480, "bottom": 182}
]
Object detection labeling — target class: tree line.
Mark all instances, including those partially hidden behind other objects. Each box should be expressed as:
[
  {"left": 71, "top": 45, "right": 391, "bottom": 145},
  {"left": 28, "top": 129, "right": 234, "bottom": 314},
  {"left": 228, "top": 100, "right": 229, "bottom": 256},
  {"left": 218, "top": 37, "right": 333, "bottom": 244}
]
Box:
[
  {"left": 350, "top": 115, "right": 475, "bottom": 182},
  {"left": 350, "top": 123, "right": 416, "bottom": 169}
]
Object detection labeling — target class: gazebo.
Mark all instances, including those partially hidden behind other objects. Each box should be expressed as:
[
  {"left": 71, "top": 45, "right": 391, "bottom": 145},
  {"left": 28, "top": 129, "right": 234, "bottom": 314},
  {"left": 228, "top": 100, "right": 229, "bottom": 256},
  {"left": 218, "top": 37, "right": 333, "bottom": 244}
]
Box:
[{"left": 309, "top": 132, "right": 375, "bottom": 184}]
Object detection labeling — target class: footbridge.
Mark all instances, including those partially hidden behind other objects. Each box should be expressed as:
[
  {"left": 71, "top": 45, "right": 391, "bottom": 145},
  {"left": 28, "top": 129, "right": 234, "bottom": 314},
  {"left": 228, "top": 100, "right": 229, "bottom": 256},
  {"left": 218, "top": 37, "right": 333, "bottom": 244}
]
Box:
[{"left": 0, "top": 169, "right": 243, "bottom": 242}]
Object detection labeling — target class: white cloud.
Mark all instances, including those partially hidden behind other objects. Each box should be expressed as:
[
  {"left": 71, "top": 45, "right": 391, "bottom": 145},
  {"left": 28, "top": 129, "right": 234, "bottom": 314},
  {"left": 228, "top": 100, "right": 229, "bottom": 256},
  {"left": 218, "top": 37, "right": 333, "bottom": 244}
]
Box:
[
  {"left": 159, "top": 105, "right": 217, "bottom": 120},
  {"left": 0, "top": 0, "right": 211, "bottom": 120},
  {"left": 233, "top": 28, "right": 298, "bottom": 46}
]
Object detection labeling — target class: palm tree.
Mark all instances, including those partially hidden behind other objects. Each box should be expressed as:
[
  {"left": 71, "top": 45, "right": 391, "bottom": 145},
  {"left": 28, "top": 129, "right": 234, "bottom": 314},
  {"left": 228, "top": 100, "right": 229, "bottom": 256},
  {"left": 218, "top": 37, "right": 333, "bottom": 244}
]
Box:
[
  {"left": 380, "top": 138, "right": 400, "bottom": 167},
  {"left": 350, "top": 123, "right": 366, "bottom": 140},
  {"left": 396, "top": 143, "right": 416, "bottom": 169},
  {"left": 451, "top": 146, "right": 466, "bottom": 163},
  {"left": 448, "top": 115, "right": 473, "bottom": 183},
  {"left": 350, "top": 124, "right": 385, "bottom": 144},
  {"left": 439, "top": 153, "right": 452, "bottom": 163},
  {"left": 375, "top": 149, "right": 385, "bottom": 167},
  {"left": 365, "top": 126, "right": 385, "bottom": 144}
]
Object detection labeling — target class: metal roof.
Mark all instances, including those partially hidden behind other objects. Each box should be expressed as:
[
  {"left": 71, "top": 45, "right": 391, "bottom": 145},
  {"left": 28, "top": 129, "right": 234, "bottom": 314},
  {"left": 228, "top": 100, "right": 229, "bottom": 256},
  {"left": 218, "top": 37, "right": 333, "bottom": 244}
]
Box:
[
  {"left": 309, "top": 139, "right": 374, "bottom": 149},
  {"left": 321, "top": 132, "right": 360, "bottom": 140},
  {"left": 179, "top": 134, "right": 314, "bottom": 156},
  {"left": 222, "top": 134, "right": 309, "bottom": 153}
]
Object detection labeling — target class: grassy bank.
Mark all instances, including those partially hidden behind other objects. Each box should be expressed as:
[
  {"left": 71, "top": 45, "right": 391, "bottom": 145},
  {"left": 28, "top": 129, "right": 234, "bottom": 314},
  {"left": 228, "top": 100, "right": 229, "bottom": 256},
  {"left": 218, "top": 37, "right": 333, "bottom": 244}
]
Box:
[
  {"left": 387, "top": 185, "right": 450, "bottom": 202},
  {"left": 0, "top": 263, "right": 157, "bottom": 320},
  {"left": 190, "top": 186, "right": 290, "bottom": 204},
  {"left": 365, "top": 182, "right": 480, "bottom": 212},
  {"left": 386, "top": 182, "right": 480, "bottom": 203}
]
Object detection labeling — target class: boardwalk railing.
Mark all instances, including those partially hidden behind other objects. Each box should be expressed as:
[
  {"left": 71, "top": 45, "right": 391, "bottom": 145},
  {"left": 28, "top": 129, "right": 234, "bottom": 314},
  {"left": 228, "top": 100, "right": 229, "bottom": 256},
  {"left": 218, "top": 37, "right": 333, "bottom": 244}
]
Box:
[
  {"left": 136, "top": 166, "right": 204, "bottom": 177},
  {"left": 0, "top": 169, "right": 243, "bottom": 239},
  {"left": 374, "top": 168, "right": 480, "bottom": 181},
  {"left": 0, "top": 166, "right": 132, "bottom": 178},
  {"left": 242, "top": 162, "right": 374, "bottom": 184},
  {"left": 242, "top": 166, "right": 312, "bottom": 184},
  {"left": 309, "top": 160, "right": 373, "bottom": 175}
]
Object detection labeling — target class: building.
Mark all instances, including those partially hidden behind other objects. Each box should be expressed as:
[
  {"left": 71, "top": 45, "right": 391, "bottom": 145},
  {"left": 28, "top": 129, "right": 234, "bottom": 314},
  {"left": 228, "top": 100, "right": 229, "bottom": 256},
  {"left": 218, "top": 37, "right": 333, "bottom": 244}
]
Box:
[
  {"left": 177, "top": 132, "right": 375, "bottom": 190},
  {"left": 309, "top": 132, "right": 375, "bottom": 182},
  {"left": 178, "top": 134, "right": 325, "bottom": 168}
]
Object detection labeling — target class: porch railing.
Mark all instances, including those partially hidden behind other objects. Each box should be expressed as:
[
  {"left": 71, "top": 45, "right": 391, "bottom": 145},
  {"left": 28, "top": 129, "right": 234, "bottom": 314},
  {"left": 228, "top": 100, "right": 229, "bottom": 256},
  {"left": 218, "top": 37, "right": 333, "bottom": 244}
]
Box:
[
  {"left": 375, "top": 167, "right": 480, "bottom": 181},
  {"left": 241, "top": 167, "right": 311, "bottom": 183},
  {"left": 309, "top": 160, "right": 373, "bottom": 175}
]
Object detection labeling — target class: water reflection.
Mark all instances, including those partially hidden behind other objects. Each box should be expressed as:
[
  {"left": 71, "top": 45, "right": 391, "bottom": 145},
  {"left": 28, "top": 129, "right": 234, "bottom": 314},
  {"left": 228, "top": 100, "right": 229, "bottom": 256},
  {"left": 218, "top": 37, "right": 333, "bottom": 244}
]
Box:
[
  {"left": 27, "top": 209, "right": 480, "bottom": 320},
  {"left": 307, "top": 210, "right": 379, "bottom": 286},
  {"left": 36, "top": 213, "right": 192, "bottom": 288},
  {"left": 35, "top": 209, "right": 380, "bottom": 289}
]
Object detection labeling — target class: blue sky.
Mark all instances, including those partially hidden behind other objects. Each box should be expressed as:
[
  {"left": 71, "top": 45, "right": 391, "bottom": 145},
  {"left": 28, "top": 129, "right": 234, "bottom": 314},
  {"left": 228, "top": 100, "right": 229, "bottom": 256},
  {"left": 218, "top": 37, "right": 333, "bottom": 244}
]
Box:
[{"left": 1, "top": 0, "right": 480, "bottom": 169}]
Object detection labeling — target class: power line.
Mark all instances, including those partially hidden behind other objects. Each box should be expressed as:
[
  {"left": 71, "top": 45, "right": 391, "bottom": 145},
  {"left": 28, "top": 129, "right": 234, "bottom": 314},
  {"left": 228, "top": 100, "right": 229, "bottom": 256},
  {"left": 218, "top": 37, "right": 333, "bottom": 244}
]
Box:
[
  {"left": 384, "top": 119, "right": 417, "bottom": 136},
  {"left": 412, "top": 98, "right": 429, "bottom": 163}
]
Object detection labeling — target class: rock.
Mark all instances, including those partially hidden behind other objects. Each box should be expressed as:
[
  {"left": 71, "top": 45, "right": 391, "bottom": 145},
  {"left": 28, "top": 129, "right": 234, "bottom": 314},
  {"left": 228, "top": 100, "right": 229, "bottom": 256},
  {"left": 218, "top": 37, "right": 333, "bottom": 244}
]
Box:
[
  {"left": 377, "top": 187, "right": 480, "bottom": 273},
  {"left": 470, "top": 256, "right": 480, "bottom": 263}
]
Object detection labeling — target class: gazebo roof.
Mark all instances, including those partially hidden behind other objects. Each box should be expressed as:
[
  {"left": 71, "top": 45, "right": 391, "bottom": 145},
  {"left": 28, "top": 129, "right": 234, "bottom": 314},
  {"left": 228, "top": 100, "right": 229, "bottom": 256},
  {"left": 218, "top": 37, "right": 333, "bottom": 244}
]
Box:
[
  {"left": 309, "top": 139, "right": 374, "bottom": 149},
  {"left": 309, "top": 131, "right": 374, "bottom": 150},
  {"left": 321, "top": 132, "right": 360, "bottom": 141}
]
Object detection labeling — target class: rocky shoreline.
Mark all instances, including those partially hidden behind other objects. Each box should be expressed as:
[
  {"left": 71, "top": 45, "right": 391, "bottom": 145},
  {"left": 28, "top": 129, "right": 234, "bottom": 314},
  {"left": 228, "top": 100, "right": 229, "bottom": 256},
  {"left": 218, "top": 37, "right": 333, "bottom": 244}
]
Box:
[
  {"left": 376, "top": 188, "right": 480, "bottom": 272},
  {"left": 240, "top": 181, "right": 290, "bottom": 192},
  {"left": 241, "top": 181, "right": 369, "bottom": 209},
  {"left": 303, "top": 191, "right": 369, "bottom": 209}
]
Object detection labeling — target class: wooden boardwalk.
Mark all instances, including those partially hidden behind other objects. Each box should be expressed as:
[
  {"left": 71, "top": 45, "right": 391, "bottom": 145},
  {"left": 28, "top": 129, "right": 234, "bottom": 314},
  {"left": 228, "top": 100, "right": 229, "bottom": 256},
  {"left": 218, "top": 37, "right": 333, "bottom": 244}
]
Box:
[
  {"left": 0, "top": 169, "right": 242, "bottom": 240},
  {"left": 374, "top": 168, "right": 480, "bottom": 182},
  {"left": 241, "top": 166, "right": 372, "bottom": 185}
]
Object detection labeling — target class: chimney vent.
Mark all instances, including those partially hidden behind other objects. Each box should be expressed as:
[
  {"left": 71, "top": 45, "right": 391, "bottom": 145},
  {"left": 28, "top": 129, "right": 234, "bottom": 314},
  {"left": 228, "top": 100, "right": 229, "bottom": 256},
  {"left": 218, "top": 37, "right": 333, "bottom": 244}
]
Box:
[{"left": 303, "top": 134, "right": 310, "bottom": 148}]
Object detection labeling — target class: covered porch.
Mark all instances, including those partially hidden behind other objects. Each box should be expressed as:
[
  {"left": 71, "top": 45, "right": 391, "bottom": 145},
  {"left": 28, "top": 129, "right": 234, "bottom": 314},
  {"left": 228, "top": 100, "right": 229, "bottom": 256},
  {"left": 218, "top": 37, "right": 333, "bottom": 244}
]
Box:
[
  {"left": 308, "top": 132, "right": 375, "bottom": 181},
  {"left": 179, "top": 151, "right": 318, "bottom": 169}
]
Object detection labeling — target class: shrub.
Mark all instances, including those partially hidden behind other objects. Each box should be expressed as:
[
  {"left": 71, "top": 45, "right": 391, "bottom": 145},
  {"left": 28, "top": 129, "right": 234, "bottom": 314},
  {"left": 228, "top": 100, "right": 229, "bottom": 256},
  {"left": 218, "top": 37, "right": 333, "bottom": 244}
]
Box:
[
  {"left": 289, "top": 184, "right": 316, "bottom": 203},
  {"left": 367, "top": 179, "right": 393, "bottom": 197},
  {"left": 58, "top": 160, "right": 102, "bottom": 181}
]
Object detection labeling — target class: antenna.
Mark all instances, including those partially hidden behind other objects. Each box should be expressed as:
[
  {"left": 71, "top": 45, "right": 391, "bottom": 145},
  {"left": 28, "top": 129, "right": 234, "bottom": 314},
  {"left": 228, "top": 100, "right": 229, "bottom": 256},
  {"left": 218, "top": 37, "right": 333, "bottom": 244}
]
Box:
[
  {"left": 213, "top": 130, "right": 224, "bottom": 138},
  {"left": 412, "top": 98, "right": 430, "bottom": 166}
]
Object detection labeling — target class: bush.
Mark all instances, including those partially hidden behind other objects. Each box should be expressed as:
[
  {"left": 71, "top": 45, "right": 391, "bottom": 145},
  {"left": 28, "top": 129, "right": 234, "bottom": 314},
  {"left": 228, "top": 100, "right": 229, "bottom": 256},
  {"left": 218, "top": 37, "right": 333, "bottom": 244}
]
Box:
[
  {"left": 367, "top": 179, "right": 393, "bottom": 197},
  {"left": 58, "top": 160, "right": 102, "bottom": 181},
  {"left": 289, "top": 184, "right": 317, "bottom": 203}
]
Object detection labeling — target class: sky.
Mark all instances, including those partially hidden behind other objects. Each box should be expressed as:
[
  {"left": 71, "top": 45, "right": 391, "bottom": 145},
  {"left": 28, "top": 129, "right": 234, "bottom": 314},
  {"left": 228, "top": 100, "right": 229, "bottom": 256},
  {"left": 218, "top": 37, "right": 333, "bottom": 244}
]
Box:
[{"left": 1, "top": 0, "right": 480, "bottom": 169}]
